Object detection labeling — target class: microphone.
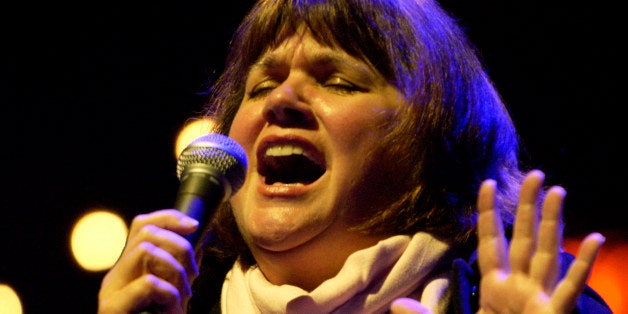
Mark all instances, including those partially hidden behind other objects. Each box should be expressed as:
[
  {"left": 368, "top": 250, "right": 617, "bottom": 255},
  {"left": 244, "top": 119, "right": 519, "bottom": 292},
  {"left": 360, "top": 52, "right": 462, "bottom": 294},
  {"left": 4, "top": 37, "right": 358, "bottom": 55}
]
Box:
[
  {"left": 137, "top": 133, "right": 247, "bottom": 314},
  {"left": 174, "top": 132, "right": 248, "bottom": 249}
]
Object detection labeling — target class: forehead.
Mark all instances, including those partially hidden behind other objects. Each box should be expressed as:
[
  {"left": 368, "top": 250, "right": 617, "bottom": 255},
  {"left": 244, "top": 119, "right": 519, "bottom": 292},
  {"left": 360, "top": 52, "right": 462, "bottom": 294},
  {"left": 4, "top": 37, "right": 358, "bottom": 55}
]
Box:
[{"left": 252, "top": 31, "right": 374, "bottom": 75}]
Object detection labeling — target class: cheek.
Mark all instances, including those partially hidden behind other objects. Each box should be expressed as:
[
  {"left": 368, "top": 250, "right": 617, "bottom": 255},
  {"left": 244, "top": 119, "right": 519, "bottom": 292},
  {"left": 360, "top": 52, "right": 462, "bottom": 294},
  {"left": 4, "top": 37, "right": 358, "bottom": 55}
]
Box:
[
  {"left": 228, "top": 105, "right": 263, "bottom": 151},
  {"left": 327, "top": 105, "right": 397, "bottom": 151},
  {"left": 228, "top": 111, "right": 249, "bottom": 143}
]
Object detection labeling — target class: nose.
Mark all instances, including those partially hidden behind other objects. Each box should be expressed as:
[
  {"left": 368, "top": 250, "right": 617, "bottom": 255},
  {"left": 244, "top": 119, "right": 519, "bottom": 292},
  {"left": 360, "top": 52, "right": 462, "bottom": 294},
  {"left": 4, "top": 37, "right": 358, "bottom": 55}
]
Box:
[{"left": 262, "top": 82, "right": 316, "bottom": 128}]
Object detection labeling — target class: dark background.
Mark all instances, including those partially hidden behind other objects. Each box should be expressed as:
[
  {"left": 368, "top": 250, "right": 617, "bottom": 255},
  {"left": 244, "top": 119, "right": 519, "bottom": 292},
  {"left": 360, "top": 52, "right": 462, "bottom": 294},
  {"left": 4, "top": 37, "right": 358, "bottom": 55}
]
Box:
[{"left": 1, "top": 1, "right": 624, "bottom": 313}]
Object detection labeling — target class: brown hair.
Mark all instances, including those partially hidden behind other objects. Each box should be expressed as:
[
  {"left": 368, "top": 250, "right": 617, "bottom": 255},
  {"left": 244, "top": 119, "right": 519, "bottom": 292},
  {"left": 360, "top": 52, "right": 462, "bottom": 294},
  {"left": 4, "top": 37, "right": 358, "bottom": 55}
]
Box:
[{"left": 202, "top": 0, "right": 526, "bottom": 264}]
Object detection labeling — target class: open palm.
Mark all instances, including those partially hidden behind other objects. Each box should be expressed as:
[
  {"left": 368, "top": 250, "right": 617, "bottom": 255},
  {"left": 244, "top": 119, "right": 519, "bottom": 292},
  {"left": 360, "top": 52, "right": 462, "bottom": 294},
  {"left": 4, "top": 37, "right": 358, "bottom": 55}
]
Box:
[{"left": 476, "top": 170, "right": 605, "bottom": 313}]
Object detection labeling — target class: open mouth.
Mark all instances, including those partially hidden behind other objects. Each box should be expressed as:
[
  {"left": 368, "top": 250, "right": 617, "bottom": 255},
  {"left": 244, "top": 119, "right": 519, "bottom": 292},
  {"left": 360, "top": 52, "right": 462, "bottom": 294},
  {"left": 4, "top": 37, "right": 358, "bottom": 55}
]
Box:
[{"left": 258, "top": 144, "right": 326, "bottom": 185}]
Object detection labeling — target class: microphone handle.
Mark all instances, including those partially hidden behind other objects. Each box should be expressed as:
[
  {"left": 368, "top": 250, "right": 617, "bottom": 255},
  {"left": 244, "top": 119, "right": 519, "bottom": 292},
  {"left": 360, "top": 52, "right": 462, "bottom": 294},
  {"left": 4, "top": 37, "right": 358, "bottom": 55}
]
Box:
[
  {"left": 174, "top": 170, "right": 226, "bottom": 248},
  {"left": 137, "top": 171, "right": 226, "bottom": 314}
]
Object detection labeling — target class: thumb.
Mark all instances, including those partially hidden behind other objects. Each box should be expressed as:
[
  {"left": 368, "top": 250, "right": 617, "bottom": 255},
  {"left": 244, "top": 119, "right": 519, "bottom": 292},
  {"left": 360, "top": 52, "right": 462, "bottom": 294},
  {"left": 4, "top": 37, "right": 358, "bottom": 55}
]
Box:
[{"left": 390, "top": 298, "right": 433, "bottom": 314}]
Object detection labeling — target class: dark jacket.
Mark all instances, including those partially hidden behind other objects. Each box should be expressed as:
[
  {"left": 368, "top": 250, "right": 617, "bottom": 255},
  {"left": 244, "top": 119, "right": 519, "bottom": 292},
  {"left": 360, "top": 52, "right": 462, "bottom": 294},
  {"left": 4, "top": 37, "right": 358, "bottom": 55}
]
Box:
[{"left": 189, "top": 251, "right": 612, "bottom": 313}]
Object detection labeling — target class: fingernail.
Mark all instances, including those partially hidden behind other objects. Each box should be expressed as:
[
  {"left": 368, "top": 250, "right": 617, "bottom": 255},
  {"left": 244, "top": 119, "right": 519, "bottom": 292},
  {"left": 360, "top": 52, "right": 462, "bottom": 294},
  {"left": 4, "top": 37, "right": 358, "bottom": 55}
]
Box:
[{"left": 181, "top": 216, "right": 199, "bottom": 227}]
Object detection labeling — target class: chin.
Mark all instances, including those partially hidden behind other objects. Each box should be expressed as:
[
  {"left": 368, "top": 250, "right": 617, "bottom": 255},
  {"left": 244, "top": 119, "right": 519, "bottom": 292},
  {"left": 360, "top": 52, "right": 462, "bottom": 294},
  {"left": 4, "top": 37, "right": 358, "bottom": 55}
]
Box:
[{"left": 247, "top": 225, "right": 324, "bottom": 253}]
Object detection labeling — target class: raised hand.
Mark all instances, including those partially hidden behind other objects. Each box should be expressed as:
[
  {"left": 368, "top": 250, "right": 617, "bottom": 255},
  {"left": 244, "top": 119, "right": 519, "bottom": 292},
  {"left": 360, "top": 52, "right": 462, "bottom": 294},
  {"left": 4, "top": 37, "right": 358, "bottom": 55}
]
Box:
[{"left": 476, "top": 170, "right": 605, "bottom": 313}]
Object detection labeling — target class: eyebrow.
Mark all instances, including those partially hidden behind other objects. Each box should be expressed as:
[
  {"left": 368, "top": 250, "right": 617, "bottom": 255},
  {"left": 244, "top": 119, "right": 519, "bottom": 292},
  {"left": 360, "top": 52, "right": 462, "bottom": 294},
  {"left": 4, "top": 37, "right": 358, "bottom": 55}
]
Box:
[
  {"left": 251, "top": 50, "right": 374, "bottom": 79},
  {"left": 251, "top": 54, "right": 283, "bottom": 70}
]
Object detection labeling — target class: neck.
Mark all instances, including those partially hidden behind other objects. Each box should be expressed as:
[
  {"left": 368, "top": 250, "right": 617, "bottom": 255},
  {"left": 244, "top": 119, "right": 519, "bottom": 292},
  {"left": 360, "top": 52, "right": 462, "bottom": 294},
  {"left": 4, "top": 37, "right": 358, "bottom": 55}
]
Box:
[{"left": 250, "top": 229, "right": 386, "bottom": 292}]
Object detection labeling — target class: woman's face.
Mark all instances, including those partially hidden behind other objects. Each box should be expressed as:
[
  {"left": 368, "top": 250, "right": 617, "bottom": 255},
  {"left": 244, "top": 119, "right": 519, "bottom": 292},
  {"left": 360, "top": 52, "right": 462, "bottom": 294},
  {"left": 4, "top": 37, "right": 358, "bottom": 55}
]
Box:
[{"left": 228, "top": 30, "right": 406, "bottom": 254}]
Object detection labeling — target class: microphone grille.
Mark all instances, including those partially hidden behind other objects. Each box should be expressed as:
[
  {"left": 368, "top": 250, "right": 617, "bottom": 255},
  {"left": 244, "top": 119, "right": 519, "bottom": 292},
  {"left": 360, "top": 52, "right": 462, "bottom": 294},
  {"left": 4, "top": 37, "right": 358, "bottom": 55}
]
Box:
[{"left": 176, "top": 133, "right": 248, "bottom": 194}]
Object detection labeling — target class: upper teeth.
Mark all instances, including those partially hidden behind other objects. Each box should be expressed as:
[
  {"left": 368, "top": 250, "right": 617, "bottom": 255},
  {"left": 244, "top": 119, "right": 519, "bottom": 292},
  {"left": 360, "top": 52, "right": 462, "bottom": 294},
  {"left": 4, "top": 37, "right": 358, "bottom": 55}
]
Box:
[{"left": 265, "top": 145, "right": 305, "bottom": 157}]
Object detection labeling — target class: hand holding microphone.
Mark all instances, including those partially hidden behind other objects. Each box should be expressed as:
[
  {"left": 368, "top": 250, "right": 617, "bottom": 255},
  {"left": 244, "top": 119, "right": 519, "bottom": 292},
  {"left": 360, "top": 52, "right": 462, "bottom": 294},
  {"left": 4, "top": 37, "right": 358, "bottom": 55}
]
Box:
[
  {"left": 98, "top": 133, "right": 247, "bottom": 314},
  {"left": 147, "top": 133, "right": 248, "bottom": 312}
]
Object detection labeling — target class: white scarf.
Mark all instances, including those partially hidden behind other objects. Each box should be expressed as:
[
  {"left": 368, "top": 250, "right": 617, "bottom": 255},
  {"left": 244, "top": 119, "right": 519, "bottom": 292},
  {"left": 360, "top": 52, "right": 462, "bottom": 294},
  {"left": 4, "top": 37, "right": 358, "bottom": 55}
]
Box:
[{"left": 221, "top": 232, "right": 452, "bottom": 313}]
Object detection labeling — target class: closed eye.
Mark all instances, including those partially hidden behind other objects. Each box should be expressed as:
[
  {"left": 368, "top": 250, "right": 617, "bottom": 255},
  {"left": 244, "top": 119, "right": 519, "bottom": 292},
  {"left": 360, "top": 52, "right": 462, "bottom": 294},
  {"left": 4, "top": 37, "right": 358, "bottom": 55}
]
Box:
[
  {"left": 322, "top": 77, "right": 364, "bottom": 94},
  {"left": 248, "top": 80, "right": 279, "bottom": 99}
]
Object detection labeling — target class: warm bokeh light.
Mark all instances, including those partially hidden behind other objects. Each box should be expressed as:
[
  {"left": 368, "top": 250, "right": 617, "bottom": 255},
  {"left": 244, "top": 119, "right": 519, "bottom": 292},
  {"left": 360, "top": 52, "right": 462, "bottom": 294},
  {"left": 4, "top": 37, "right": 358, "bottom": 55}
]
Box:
[
  {"left": 0, "top": 284, "right": 22, "bottom": 314},
  {"left": 564, "top": 233, "right": 628, "bottom": 314},
  {"left": 175, "top": 117, "right": 218, "bottom": 158},
  {"left": 70, "top": 210, "right": 128, "bottom": 271}
]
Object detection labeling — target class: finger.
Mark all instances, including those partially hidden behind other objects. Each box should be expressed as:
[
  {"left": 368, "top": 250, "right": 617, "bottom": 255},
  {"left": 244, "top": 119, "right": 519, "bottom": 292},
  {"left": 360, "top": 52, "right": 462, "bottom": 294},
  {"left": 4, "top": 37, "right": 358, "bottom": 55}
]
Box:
[
  {"left": 530, "top": 186, "right": 564, "bottom": 291},
  {"left": 127, "top": 209, "right": 199, "bottom": 240},
  {"left": 102, "top": 273, "right": 183, "bottom": 314},
  {"left": 119, "top": 210, "right": 200, "bottom": 282},
  {"left": 137, "top": 241, "right": 195, "bottom": 299},
  {"left": 551, "top": 232, "right": 605, "bottom": 313},
  {"left": 126, "top": 224, "right": 200, "bottom": 281},
  {"left": 106, "top": 240, "right": 195, "bottom": 298},
  {"left": 477, "top": 179, "right": 509, "bottom": 275},
  {"left": 103, "top": 229, "right": 198, "bottom": 298},
  {"left": 390, "top": 298, "right": 433, "bottom": 314},
  {"left": 509, "top": 170, "right": 544, "bottom": 274}
]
